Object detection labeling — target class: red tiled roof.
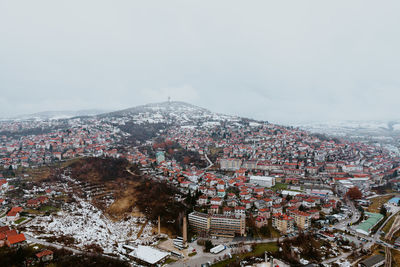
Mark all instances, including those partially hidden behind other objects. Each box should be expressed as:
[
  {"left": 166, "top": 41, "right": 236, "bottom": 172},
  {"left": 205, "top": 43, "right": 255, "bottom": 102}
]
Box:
[
  {"left": 7, "top": 233, "right": 26, "bottom": 245},
  {"left": 10, "top": 207, "right": 22, "bottom": 213},
  {"left": 5, "top": 229, "right": 17, "bottom": 237},
  {"left": 36, "top": 250, "right": 53, "bottom": 258},
  {"left": 291, "top": 210, "right": 311, "bottom": 217},
  {"left": 0, "top": 226, "right": 10, "bottom": 233}
]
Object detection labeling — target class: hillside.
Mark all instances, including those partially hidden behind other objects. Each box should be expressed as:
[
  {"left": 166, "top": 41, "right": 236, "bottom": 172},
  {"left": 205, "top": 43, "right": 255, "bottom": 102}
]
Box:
[
  {"left": 100, "top": 101, "right": 246, "bottom": 127},
  {"left": 61, "top": 157, "right": 187, "bottom": 234}
]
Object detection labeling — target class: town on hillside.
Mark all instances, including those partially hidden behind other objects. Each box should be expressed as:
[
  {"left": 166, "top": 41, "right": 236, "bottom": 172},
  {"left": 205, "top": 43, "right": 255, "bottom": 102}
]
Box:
[{"left": 0, "top": 103, "right": 399, "bottom": 266}]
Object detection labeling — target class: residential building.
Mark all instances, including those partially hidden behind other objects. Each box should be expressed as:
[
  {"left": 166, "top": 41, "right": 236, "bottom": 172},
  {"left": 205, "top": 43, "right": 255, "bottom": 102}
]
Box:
[
  {"left": 188, "top": 211, "right": 245, "bottom": 237},
  {"left": 272, "top": 213, "right": 294, "bottom": 234}
]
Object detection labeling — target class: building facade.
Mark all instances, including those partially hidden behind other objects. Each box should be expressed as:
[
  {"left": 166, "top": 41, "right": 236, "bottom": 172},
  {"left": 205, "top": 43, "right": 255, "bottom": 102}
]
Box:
[
  {"left": 188, "top": 211, "right": 245, "bottom": 237},
  {"left": 272, "top": 213, "right": 294, "bottom": 234}
]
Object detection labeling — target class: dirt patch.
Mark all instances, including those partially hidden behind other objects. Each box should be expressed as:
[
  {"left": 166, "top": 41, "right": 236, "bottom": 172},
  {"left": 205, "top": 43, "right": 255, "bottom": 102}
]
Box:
[
  {"left": 151, "top": 225, "right": 174, "bottom": 237},
  {"left": 106, "top": 181, "right": 142, "bottom": 220}
]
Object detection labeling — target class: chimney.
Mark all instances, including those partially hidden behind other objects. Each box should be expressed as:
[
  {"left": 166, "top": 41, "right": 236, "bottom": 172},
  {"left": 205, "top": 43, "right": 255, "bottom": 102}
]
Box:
[
  {"left": 158, "top": 216, "right": 161, "bottom": 235},
  {"left": 183, "top": 216, "right": 187, "bottom": 245}
]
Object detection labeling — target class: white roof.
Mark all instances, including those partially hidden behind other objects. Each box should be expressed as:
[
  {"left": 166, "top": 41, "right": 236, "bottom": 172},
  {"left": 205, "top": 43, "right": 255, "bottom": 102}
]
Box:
[
  {"left": 210, "top": 244, "right": 225, "bottom": 253},
  {"left": 281, "top": 190, "right": 301, "bottom": 196},
  {"left": 250, "top": 176, "right": 275, "bottom": 180},
  {"left": 338, "top": 180, "right": 353, "bottom": 184},
  {"left": 129, "top": 246, "right": 170, "bottom": 264}
]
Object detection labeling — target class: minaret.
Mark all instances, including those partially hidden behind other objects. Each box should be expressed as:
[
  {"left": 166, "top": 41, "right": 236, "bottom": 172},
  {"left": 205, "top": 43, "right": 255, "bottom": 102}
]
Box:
[
  {"left": 158, "top": 216, "right": 161, "bottom": 235},
  {"left": 183, "top": 216, "right": 187, "bottom": 245}
]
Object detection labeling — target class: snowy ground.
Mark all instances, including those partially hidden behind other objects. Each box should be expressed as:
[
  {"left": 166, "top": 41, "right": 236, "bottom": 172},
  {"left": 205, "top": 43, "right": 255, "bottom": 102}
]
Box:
[{"left": 25, "top": 196, "right": 154, "bottom": 256}]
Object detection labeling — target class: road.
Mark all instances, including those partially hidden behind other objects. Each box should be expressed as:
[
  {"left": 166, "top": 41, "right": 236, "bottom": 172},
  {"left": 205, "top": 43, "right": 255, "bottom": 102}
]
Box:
[
  {"left": 25, "top": 233, "right": 121, "bottom": 260},
  {"left": 373, "top": 208, "right": 400, "bottom": 242},
  {"left": 25, "top": 233, "right": 83, "bottom": 254},
  {"left": 168, "top": 237, "right": 279, "bottom": 267},
  {"left": 168, "top": 241, "right": 233, "bottom": 267},
  {"left": 385, "top": 246, "right": 392, "bottom": 267},
  {"left": 326, "top": 199, "right": 400, "bottom": 265},
  {"left": 385, "top": 213, "right": 400, "bottom": 241},
  {"left": 330, "top": 199, "right": 361, "bottom": 231},
  {"left": 322, "top": 251, "right": 353, "bottom": 264},
  {"left": 204, "top": 154, "right": 213, "bottom": 170}
]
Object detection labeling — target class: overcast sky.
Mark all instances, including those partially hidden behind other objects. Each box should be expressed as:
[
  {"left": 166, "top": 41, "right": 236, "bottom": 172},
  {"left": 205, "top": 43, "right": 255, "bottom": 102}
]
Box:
[{"left": 1, "top": 1, "right": 399, "bottom": 123}]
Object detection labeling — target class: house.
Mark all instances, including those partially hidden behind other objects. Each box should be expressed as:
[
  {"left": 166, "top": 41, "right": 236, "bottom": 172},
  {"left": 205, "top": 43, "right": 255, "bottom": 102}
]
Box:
[
  {"left": 207, "top": 188, "right": 216, "bottom": 197},
  {"left": 210, "top": 197, "right": 223, "bottom": 206},
  {"left": 227, "top": 193, "right": 236, "bottom": 199},
  {"left": 6, "top": 211, "right": 19, "bottom": 222},
  {"left": 6, "top": 233, "right": 26, "bottom": 248},
  {"left": 255, "top": 216, "right": 268, "bottom": 228},
  {"left": 217, "top": 189, "right": 226, "bottom": 198},
  {"left": 227, "top": 199, "right": 238, "bottom": 207},
  {"left": 258, "top": 208, "right": 270, "bottom": 218},
  {"left": 216, "top": 180, "right": 225, "bottom": 190},
  {"left": 242, "top": 200, "right": 252, "bottom": 209},
  {"left": 36, "top": 250, "right": 54, "bottom": 262},
  {"left": 6, "top": 229, "right": 17, "bottom": 237},
  {"left": 288, "top": 199, "right": 301, "bottom": 208},
  {"left": 209, "top": 205, "right": 219, "bottom": 214},
  {"left": 27, "top": 199, "right": 40, "bottom": 207},
  {"left": 263, "top": 198, "right": 274, "bottom": 207},
  {"left": 234, "top": 206, "right": 246, "bottom": 218},
  {"left": 290, "top": 210, "right": 312, "bottom": 229},
  {"left": 272, "top": 213, "right": 294, "bottom": 234},
  {"left": 271, "top": 204, "right": 283, "bottom": 214},
  {"left": 254, "top": 200, "right": 266, "bottom": 209},
  {"left": 223, "top": 207, "right": 233, "bottom": 216},
  {"left": 197, "top": 195, "right": 208, "bottom": 206},
  {"left": 303, "top": 198, "right": 316, "bottom": 208},
  {"left": 322, "top": 204, "right": 333, "bottom": 214},
  {"left": 37, "top": 196, "right": 49, "bottom": 204},
  {"left": 6, "top": 207, "right": 23, "bottom": 222},
  {"left": 308, "top": 209, "right": 320, "bottom": 220},
  {"left": 254, "top": 187, "right": 265, "bottom": 196}
]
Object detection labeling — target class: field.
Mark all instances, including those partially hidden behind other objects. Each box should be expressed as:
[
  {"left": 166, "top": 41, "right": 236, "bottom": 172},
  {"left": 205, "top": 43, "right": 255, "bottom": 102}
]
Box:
[
  {"left": 392, "top": 248, "right": 400, "bottom": 266},
  {"left": 40, "top": 206, "right": 60, "bottom": 213},
  {"left": 14, "top": 217, "right": 26, "bottom": 224},
  {"left": 251, "top": 243, "right": 278, "bottom": 254},
  {"left": 271, "top": 183, "right": 287, "bottom": 191},
  {"left": 382, "top": 214, "right": 399, "bottom": 235},
  {"left": 19, "top": 159, "right": 80, "bottom": 182},
  {"left": 367, "top": 195, "right": 395, "bottom": 213}
]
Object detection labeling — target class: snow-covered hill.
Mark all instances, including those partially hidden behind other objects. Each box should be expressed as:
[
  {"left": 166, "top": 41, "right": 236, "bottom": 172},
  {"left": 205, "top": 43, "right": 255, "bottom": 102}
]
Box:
[
  {"left": 6, "top": 109, "right": 109, "bottom": 121},
  {"left": 100, "top": 101, "right": 243, "bottom": 126},
  {"left": 294, "top": 120, "right": 400, "bottom": 144}
]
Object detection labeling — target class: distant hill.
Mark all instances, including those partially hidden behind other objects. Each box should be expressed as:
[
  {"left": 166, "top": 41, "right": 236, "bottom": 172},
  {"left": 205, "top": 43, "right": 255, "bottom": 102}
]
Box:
[
  {"left": 295, "top": 119, "right": 400, "bottom": 140},
  {"left": 5, "top": 109, "right": 110, "bottom": 121}
]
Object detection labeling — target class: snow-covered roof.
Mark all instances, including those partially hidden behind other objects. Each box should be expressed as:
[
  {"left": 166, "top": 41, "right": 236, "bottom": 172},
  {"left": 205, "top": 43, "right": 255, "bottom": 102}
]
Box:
[
  {"left": 281, "top": 190, "right": 301, "bottom": 196},
  {"left": 129, "top": 245, "right": 170, "bottom": 264}
]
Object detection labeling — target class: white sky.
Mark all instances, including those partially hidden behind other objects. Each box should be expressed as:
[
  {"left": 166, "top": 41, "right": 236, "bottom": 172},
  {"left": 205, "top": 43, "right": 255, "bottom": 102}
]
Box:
[{"left": 0, "top": 0, "right": 399, "bottom": 123}]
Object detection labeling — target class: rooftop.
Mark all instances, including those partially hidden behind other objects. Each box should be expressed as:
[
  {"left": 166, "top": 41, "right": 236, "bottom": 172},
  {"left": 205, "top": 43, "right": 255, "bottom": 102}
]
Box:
[{"left": 128, "top": 246, "right": 170, "bottom": 265}]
